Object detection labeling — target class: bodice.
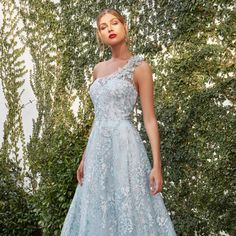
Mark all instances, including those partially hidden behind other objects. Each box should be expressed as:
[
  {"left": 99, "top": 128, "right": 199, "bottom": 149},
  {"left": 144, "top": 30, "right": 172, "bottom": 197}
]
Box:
[{"left": 88, "top": 55, "right": 144, "bottom": 121}]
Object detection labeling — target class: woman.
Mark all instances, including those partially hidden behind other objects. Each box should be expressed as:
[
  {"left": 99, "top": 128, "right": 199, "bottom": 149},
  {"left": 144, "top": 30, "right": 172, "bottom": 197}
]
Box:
[{"left": 60, "top": 8, "right": 177, "bottom": 236}]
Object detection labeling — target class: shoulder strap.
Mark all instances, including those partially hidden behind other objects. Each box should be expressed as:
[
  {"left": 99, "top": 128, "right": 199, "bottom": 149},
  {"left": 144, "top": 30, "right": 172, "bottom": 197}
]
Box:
[
  {"left": 122, "top": 54, "right": 144, "bottom": 81},
  {"left": 131, "top": 54, "right": 145, "bottom": 68},
  {"left": 119, "top": 54, "right": 144, "bottom": 95}
]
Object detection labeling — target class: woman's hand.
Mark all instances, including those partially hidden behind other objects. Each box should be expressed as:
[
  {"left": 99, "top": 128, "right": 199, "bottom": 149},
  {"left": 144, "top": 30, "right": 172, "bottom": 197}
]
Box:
[
  {"left": 149, "top": 167, "right": 163, "bottom": 195},
  {"left": 77, "top": 158, "right": 85, "bottom": 186}
]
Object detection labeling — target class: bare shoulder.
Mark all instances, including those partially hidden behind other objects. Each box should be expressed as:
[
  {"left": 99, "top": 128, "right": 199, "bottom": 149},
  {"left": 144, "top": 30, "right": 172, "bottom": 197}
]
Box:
[
  {"left": 92, "top": 62, "right": 102, "bottom": 81},
  {"left": 134, "top": 60, "right": 153, "bottom": 82},
  {"left": 92, "top": 60, "right": 107, "bottom": 82}
]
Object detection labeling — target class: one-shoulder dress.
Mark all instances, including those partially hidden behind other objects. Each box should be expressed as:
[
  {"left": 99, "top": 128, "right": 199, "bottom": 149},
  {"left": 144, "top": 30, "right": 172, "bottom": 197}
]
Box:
[{"left": 60, "top": 54, "right": 177, "bottom": 236}]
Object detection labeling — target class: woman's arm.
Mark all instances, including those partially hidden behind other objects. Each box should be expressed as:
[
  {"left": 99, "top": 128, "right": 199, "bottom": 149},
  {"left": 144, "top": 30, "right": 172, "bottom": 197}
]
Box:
[
  {"left": 134, "top": 61, "right": 163, "bottom": 194},
  {"left": 134, "top": 61, "right": 162, "bottom": 171},
  {"left": 81, "top": 124, "right": 94, "bottom": 161}
]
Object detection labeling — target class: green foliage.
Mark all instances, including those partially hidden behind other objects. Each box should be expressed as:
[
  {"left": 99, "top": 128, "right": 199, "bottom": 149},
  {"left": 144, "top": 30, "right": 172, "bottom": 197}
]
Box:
[
  {"left": 0, "top": 1, "right": 40, "bottom": 234},
  {"left": 150, "top": 1, "right": 235, "bottom": 234},
  {"left": 0, "top": 0, "right": 235, "bottom": 235},
  {"left": 0, "top": 152, "right": 40, "bottom": 235}
]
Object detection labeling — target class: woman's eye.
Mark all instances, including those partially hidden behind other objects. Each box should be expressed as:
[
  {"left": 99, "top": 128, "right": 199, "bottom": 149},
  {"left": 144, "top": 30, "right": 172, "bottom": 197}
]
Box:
[{"left": 100, "top": 22, "right": 118, "bottom": 30}]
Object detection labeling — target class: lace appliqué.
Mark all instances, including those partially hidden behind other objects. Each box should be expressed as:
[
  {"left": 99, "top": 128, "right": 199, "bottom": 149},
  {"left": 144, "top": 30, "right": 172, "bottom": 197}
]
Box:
[
  {"left": 89, "top": 54, "right": 144, "bottom": 94},
  {"left": 121, "top": 54, "right": 144, "bottom": 94}
]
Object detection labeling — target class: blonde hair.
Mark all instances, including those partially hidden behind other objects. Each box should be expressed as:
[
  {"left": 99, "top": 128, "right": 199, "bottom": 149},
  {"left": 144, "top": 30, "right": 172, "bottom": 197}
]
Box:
[{"left": 95, "top": 9, "right": 130, "bottom": 57}]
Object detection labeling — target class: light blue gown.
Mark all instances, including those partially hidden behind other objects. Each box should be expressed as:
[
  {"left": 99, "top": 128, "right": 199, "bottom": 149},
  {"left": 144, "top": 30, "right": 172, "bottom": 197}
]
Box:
[{"left": 60, "top": 55, "right": 177, "bottom": 236}]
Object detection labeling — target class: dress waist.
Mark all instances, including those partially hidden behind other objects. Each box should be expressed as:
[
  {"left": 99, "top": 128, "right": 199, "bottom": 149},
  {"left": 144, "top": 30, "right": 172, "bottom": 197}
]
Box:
[
  {"left": 93, "top": 116, "right": 133, "bottom": 130},
  {"left": 94, "top": 115, "right": 132, "bottom": 122}
]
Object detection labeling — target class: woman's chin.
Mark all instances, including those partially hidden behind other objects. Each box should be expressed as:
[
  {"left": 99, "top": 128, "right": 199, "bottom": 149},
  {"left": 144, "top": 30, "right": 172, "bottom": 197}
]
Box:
[{"left": 108, "top": 39, "right": 126, "bottom": 47}]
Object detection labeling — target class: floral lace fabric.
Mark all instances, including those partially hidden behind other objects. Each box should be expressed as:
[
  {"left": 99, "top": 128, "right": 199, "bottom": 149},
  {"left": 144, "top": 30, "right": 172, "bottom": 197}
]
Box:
[{"left": 60, "top": 55, "right": 177, "bottom": 236}]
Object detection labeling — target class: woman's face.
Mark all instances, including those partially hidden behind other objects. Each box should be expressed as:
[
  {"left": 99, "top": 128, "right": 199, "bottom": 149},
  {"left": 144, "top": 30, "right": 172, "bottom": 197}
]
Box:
[{"left": 98, "top": 13, "right": 127, "bottom": 46}]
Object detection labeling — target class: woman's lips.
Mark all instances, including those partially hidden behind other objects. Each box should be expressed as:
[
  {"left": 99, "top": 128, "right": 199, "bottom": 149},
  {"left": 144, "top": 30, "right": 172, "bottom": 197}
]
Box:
[{"left": 109, "top": 34, "right": 117, "bottom": 39}]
